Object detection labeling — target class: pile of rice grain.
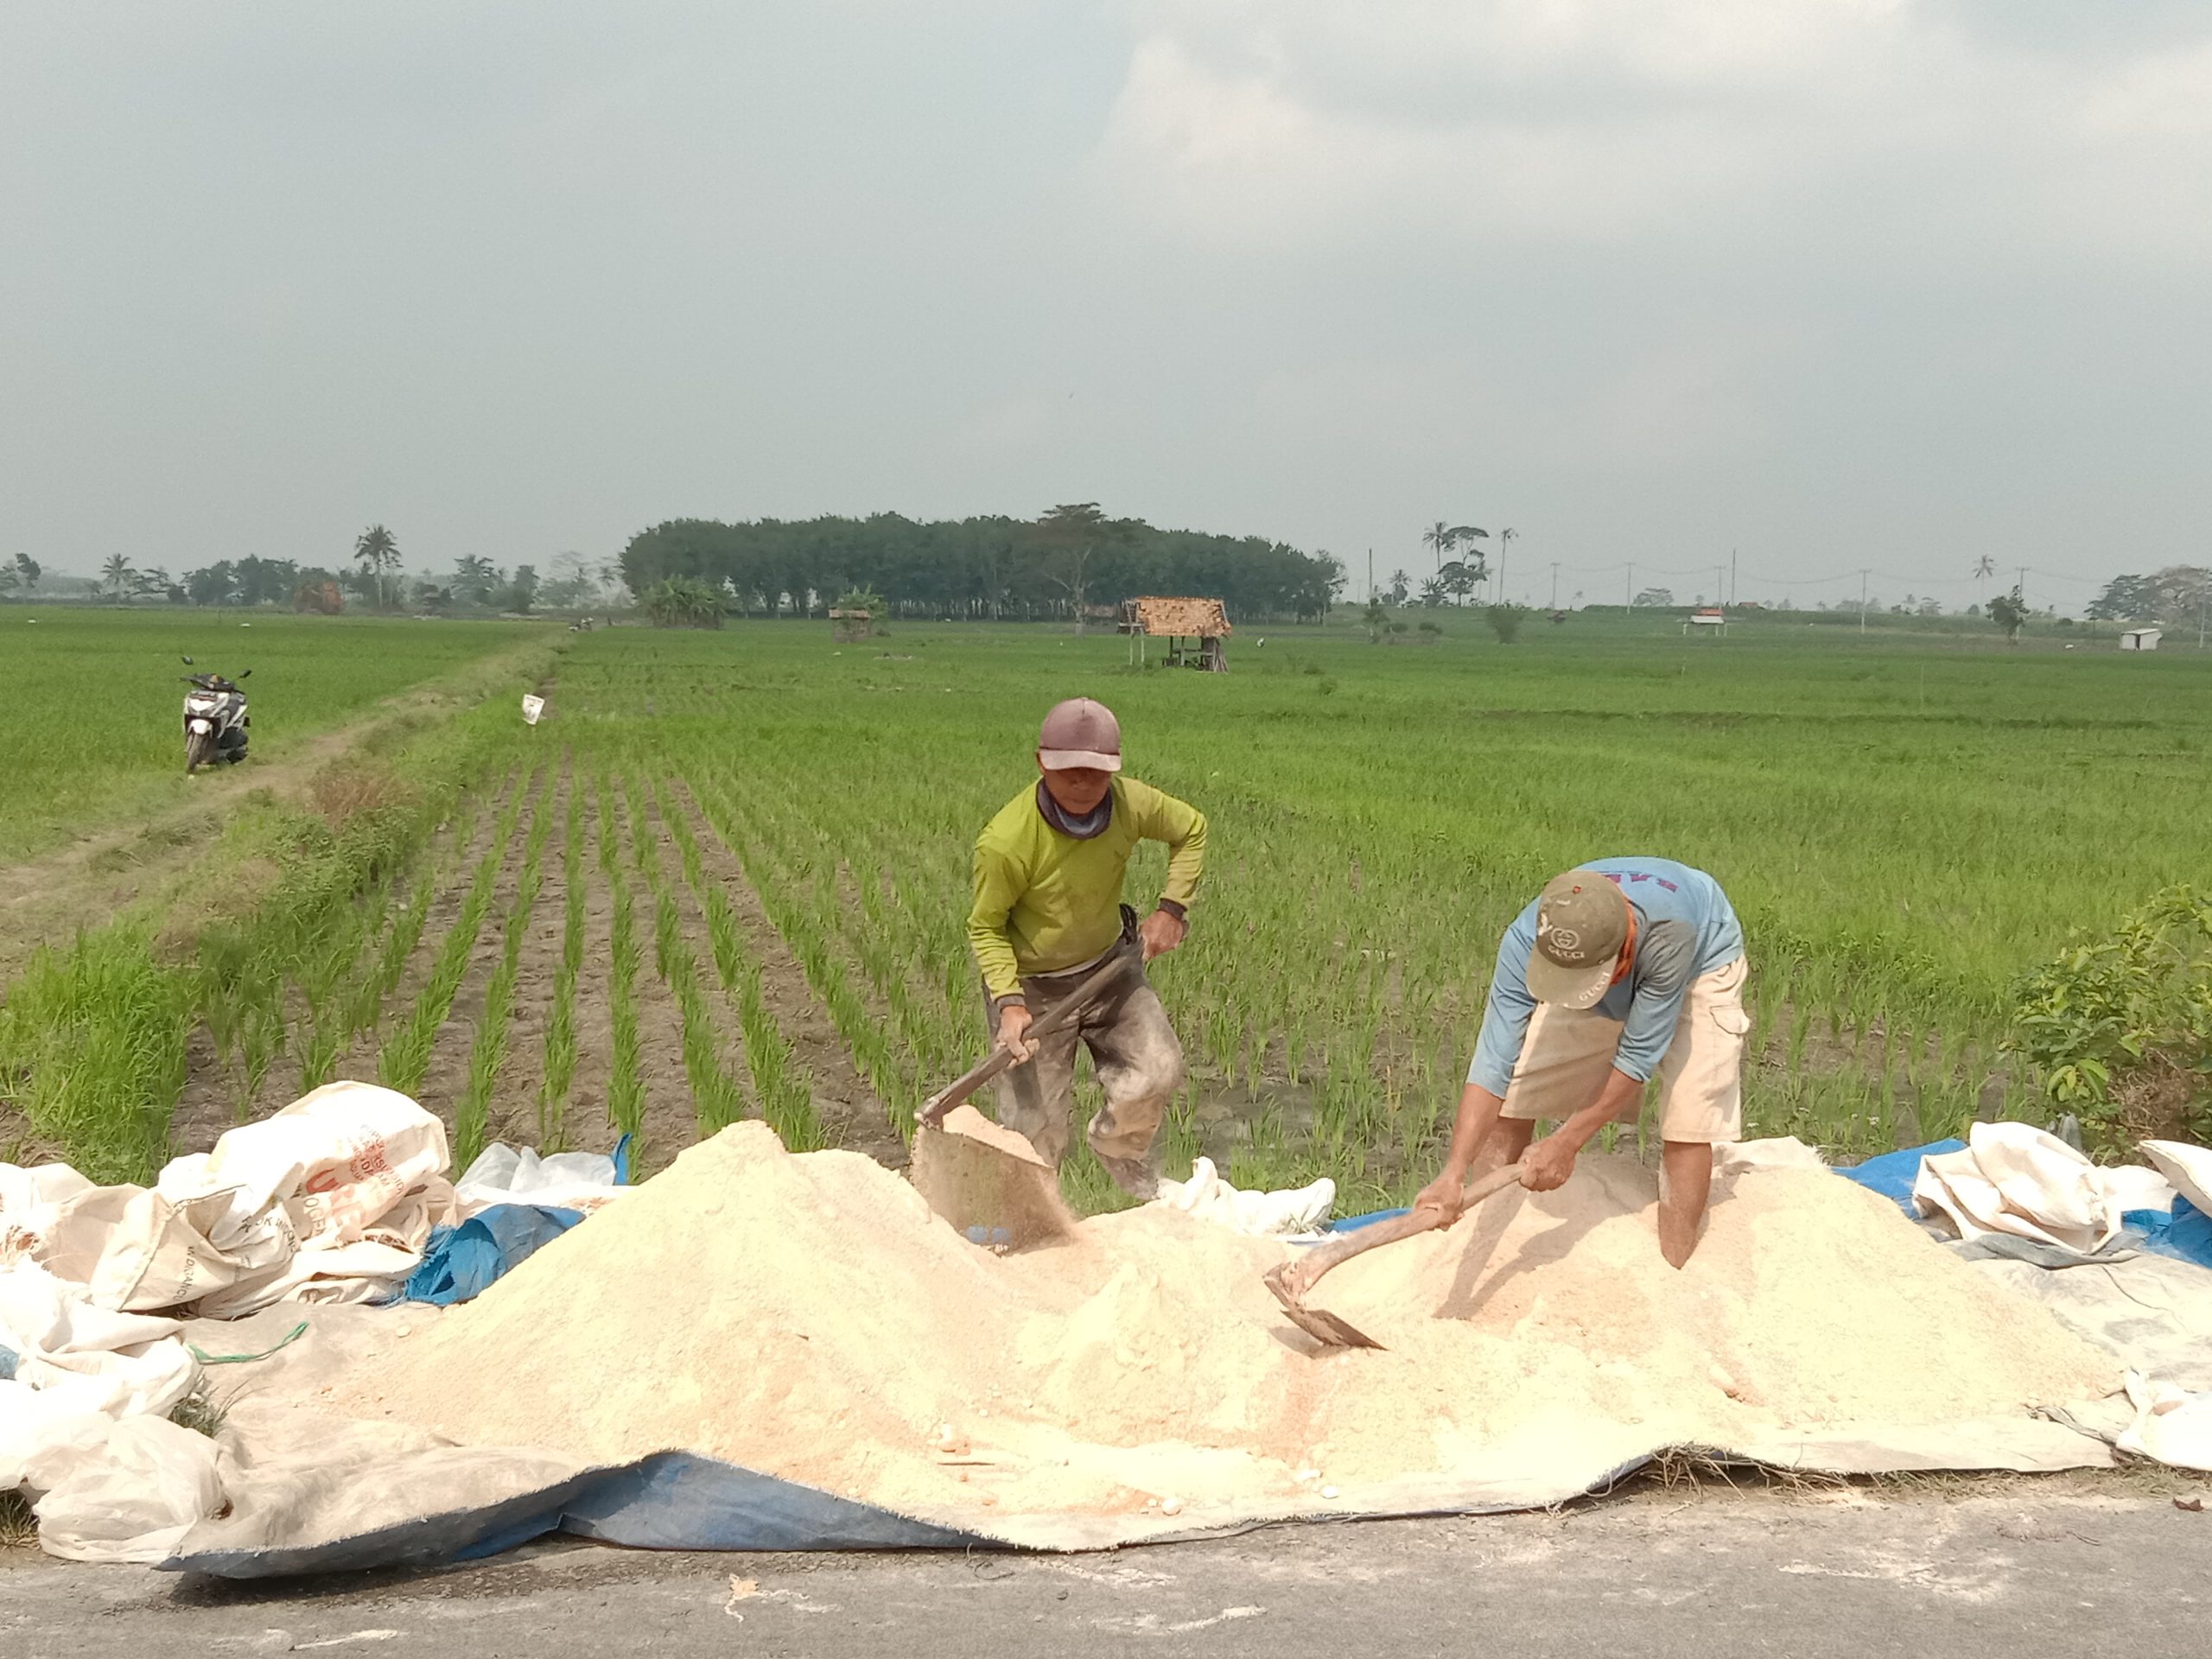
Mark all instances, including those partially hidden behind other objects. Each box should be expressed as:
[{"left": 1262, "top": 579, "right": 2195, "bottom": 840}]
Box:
[{"left": 336, "top": 1122, "right": 2115, "bottom": 1522}]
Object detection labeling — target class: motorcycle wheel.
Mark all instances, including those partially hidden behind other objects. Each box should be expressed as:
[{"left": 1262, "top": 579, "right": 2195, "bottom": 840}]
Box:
[{"left": 186, "top": 731, "right": 216, "bottom": 774}]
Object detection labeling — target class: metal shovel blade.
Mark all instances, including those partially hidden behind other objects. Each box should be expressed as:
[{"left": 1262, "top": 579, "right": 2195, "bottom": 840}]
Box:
[
  {"left": 1262, "top": 1262, "right": 1384, "bottom": 1350},
  {"left": 910, "top": 1105, "right": 1078, "bottom": 1251}
]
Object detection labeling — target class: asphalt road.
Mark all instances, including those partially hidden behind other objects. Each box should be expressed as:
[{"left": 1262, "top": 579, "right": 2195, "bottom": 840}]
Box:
[{"left": 4, "top": 1487, "right": 2208, "bottom": 1657}]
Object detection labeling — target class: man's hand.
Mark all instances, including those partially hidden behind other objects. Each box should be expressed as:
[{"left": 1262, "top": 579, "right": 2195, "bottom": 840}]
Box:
[
  {"left": 1138, "top": 908, "right": 1188, "bottom": 961},
  {"left": 1519, "top": 1131, "right": 1580, "bottom": 1192},
  {"left": 995, "top": 1003, "right": 1036, "bottom": 1063},
  {"left": 1411, "top": 1168, "right": 1468, "bottom": 1224}
]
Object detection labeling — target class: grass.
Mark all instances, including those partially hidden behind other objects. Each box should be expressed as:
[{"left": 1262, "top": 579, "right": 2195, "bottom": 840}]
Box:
[{"left": 0, "top": 607, "right": 543, "bottom": 863}]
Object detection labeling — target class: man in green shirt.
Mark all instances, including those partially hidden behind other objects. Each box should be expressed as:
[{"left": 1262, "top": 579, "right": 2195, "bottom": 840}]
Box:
[{"left": 967, "top": 697, "right": 1207, "bottom": 1197}]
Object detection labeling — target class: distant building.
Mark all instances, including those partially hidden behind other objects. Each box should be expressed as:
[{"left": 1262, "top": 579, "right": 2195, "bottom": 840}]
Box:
[
  {"left": 2120, "top": 627, "right": 2162, "bottom": 652},
  {"left": 1682, "top": 607, "right": 1728, "bottom": 636},
  {"left": 1120, "top": 596, "right": 1231, "bottom": 671}
]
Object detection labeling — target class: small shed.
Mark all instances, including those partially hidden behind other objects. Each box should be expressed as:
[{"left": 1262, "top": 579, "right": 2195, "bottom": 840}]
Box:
[
  {"left": 1681, "top": 607, "right": 1728, "bottom": 636},
  {"left": 1121, "top": 596, "right": 1231, "bottom": 671},
  {"left": 2120, "top": 627, "right": 2162, "bottom": 652},
  {"left": 829, "top": 607, "right": 873, "bottom": 644}
]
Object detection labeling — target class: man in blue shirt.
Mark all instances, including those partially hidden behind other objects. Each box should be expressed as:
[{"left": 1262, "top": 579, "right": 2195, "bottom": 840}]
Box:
[{"left": 1413, "top": 858, "right": 1750, "bottom": 1267}]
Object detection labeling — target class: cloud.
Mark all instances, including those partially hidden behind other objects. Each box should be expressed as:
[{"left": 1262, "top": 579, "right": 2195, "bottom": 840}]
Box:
[{"left": 1098, "top": 2, "right": 2212, "bottom": 267}]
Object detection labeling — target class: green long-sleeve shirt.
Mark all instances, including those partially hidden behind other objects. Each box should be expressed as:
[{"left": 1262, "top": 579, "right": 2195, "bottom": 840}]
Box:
[{"left": 967, "top": 777, "right": 1207, "bottom": 1001}]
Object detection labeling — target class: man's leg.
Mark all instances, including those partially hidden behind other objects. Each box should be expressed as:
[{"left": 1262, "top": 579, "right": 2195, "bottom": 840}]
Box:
[
  {"left": 1082, "top": 964, "right": 1184, "bottom": 1198},
  {"left": 1657, "top": 1141, "right": 1713, "bottom": 1268},
  {"left": 1651, "top": 957, "right": 1750, "bottom": 1268},
  {"left": 986, "top": 980, "right": 1083, "bottom": 1165}
]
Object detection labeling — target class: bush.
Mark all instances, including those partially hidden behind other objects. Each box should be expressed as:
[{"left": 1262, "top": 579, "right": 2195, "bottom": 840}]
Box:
[
  {"left": 833, "top": 587, "right": 885, "bottom": 615},
  {"left": 2007, "top": 884, "right": 2212, "bottom": 1155},
  {"left": 1485, "top": 604, "right": 1526, "bottom": 643},
  {"left": 644, "top": 577, "right": 727, "bottom": 629}
]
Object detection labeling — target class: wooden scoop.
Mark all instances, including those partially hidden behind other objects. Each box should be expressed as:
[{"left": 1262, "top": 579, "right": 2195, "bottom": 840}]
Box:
[{"left": 1263, "top": 1163, "right": 1526, "bottom": 1351}]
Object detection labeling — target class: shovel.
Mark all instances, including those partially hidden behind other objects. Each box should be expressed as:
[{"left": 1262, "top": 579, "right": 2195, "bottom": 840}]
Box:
[
  {"left": 1262, "top": 1162, "right": 1526, "bottom": 1351},
  {"left": 909, "top": 953, "right": 1135, "bottom": 1249}
]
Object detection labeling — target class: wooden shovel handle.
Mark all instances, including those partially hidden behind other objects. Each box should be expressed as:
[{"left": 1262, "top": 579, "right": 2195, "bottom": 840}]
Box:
[
  {"left": 1281, "top": 1162, "right": 1525, "bottom": 1301},
  {"left": 917, "top": 953, "right": 1136, "bottom": 1128}
]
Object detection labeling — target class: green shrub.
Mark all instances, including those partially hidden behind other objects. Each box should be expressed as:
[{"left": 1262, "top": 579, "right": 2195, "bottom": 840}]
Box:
[
  {"left": 1485, "top": 604, "right": 1526, "bottom": 644},
  {"left": 2007, "top": 884, "right": 2212, "bottom": 1155}
]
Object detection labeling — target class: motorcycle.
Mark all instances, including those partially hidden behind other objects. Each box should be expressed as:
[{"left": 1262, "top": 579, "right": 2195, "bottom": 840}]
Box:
[{"left": 180, "top": 657, "right": 251, "bottom": 774}]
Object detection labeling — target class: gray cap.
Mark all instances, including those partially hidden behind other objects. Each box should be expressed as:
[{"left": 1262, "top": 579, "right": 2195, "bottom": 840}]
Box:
[
  {"left": 1525, "top": 870, "right": 1631, "bottom": 1008},
  {"left": 1038, "top": 697, "right": 1122, "bottom": 772}
]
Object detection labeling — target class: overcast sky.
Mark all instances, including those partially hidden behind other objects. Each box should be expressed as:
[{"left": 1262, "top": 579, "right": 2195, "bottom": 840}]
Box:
[{"left": 4, "top": 2, "right": 2209, "bottom": 608}]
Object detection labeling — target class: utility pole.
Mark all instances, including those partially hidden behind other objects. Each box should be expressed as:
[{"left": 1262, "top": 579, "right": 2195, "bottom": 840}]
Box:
[
  {"left": 1550, "top": 563, "right": 1560, "bottom": 608},
  {"left": 1368, "top": 548, "right": 1374, "bottom": 603},
  {"left": 1626, "top": 561, "right": 1633, "bottom": 609},
  {"left": 1860, "top": 569, "right": 1870, "bottom": 635},
  {"left": 1716, "top": 563, "right": 1725, "bottom": 608},
  {"left": 1731, "top": 548, "right": 1738, "bottom": 607},
  {"left": 1498, "top": 528, "right": 1517, "bottom": 606}
]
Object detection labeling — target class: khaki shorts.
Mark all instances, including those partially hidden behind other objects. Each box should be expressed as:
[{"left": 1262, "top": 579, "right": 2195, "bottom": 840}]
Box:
[{"left": 1499, "top": 957, "right": 1750, "bottom": 1144}]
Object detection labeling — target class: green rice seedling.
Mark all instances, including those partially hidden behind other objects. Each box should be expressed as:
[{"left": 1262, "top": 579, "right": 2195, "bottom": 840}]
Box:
[
  {"left": 454, "top": 783, "right": 555, "bottom": 1167},
  {"left": 378, "top": 770, "right": 535, "bottom": 1097},
  {"left": 0, "top": 929, "right": 192, "bottom": 1183},
  {"left": 537, "top": 779, "right": 587, "bottom": 1149}
]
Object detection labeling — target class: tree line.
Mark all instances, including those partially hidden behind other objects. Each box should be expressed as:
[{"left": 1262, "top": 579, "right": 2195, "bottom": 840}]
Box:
[
  {"left": 618, "top": 505, "right": 1348, "bottom": 623},
  {"left": 2087, "top": 566, "right": 2209, "bottom": 626}
]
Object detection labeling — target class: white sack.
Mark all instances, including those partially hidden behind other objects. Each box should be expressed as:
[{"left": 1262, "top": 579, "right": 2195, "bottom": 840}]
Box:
[
  {"left": 2117, "top": 1369, "right": 2212, "bottom": 1472},
  {"left": 1913, "top": 1122, "right": 2126, "bottom": 1255},
  {"left": 159, "top": 1079, "right": 451, "bottom": 1252},
  {"left": 456, "top": 1141, "right": 628, "bottom": 1218},
  {"left": 0, "top": 1162, "right": 95, "bottom": 1267},
  {"left": 2141, "top": 1140, "right": 2212, "bottom": 1217},
  {"left": 32, "top": 1413, "right": 224, "bottom": 1563},
  {"left": 0, "top": 1261, "right": 197, "bottom": 1418},
  {"left": 1156, "top": 1158, "right": 1335, "bottom": 1237}
]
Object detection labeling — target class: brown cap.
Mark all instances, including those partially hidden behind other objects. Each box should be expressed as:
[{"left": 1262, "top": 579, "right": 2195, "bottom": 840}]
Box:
[
  {"left": 1525, "top": 870, "right": 1631, "bottom": 1008},
  {"left": 1037, "top": 697, "right": 1122, "bottom": 772}
]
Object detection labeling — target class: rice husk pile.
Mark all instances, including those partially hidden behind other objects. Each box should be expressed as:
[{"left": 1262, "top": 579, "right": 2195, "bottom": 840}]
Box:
[{"left": 336, "top": 1123, "right": 2115, "bottom": 1524}]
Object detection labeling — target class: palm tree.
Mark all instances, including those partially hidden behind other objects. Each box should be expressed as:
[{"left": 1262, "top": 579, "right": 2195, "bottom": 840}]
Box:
[
  {"left": 1973, "top": 556, "right": 1996, "bottom": 580},
  {"left": 1421, "top": 522, "right": 1487, "bottom": 578},
  {"left": 101, "top": 553, "right": 137, "bottom": 601},
  {"left": 353, "top": 524, "right": 399, "bottom": 611}
]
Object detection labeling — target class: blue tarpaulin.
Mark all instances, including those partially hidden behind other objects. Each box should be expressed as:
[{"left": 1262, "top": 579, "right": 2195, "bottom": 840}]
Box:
[
  {"left": 1832, "top": 1140, "right": 1966, "bottom": 1211},
  {"left": 399, "top": 1205, "right": 585, "bottom": 1307},
  {"left": 161, "top": 1452, "right": 998, "bottom": 1579}
]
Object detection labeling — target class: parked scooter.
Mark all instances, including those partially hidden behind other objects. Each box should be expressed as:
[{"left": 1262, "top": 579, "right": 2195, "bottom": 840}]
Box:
[{"left": 180, "top": 657, "right": 251, "bottom": 774}]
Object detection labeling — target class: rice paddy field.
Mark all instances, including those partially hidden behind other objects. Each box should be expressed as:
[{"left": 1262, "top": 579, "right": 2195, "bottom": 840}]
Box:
[
  {"left": 3, "top": 608, "right": 2208, "bottom": 1209},
  {"left": 0, "top": 608, "right": 543, "bottom": 862}
]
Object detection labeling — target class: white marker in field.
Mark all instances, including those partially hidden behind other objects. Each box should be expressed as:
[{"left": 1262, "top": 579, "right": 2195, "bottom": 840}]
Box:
[{"left": 521, "top": 694, "right": 546, "bottom": 726}]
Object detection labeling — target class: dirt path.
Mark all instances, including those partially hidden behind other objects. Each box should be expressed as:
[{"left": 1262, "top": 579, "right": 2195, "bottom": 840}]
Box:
[
  {"left": 665, "top": 779, "right": 895, "bottom": 1159},
  {"left": 0, "top": 636, "right": 555, "bottom": 993}
]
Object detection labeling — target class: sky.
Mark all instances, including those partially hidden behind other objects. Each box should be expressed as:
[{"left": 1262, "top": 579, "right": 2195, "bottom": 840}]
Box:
[{"left": 4, "top": 1, "right": 2209, "bottom": 611}]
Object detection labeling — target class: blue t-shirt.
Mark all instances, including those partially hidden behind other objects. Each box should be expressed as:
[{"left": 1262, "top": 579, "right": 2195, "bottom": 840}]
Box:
[{"left": 1466, "top": 857, "right": 1745, "bottom": 1096}]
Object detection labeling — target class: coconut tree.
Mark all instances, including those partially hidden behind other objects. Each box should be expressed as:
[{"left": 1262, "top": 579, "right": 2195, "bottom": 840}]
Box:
[
  {"left": 353, "top": 524, "right": 399, "bottom": 611},
  {"left": 1421, "top": 522, "right": 1486, "bottom": 579},
  {"left": 101, "top": 553, "right": 137, "bottom": 601}
]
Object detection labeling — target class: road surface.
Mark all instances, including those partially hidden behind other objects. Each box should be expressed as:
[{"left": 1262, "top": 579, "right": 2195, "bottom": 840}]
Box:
[{"left": 3, "top": 1486, "right": 2205, "bottom": 1656}]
